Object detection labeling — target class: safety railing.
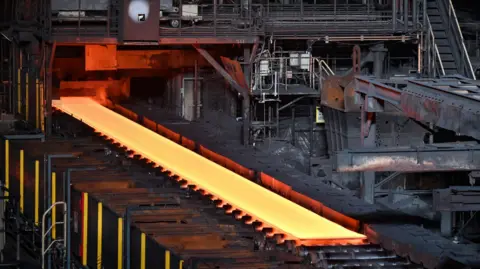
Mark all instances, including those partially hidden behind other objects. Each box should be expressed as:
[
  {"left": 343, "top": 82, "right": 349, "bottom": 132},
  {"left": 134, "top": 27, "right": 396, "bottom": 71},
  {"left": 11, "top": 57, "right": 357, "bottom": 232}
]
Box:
[
  {"left": 252, "top": 54, "right": 307, "bottom": 96},
  {"left": 48, "top": 1, "right": 424, "bottom": 40},
  {"left": 159, "top": 3, "right": 264, "bottom": 37},
  {"left": 0, "top": 139, "right": 91, "bottom": 269},
  {"left": 264, "top": 4, "right": 389, "bottom": 21},
  {"left": 313, "top": 59, "right": 335, "bottom": 91},
  {"left": 425, "top": 16, "right": 445, "bottom": 77},
  {"left": 65, "top": 176, "right": 185, "bottom": 269},
  {"left": 441, "top": 0, "right": 475, "bottom": 79},
  {"left": 443, "top": 0, "right": 476, "bottom": 79},
  {"left": 49, "top": 0, "right": 120, "bottom": 38},
  {"left": 252, "top": 53, "right": 334, "bottom": 97},
  {"left": 42, "top": 202, "right": 67, "bottom": 269},
  {"left": 3, "top": 136, "right": 185, "bottom": 269}
]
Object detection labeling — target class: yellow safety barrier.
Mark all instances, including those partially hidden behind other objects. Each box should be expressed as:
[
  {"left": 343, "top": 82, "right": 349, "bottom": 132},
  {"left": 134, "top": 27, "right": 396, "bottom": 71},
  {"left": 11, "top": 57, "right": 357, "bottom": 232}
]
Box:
[
  {"left": 25, "top": 74, "right": 29, "bottom": 121},
  {"left": 165, "top": 250, "right": 171, "bottom": 269},
  {"left": 52, "top": 172, "right": 57, "bottom": 239},
  {"left": 19, "top": 150, "right": 24, "bottom": 213},
  {"left": 82, "top": 192, "right": 88, "bottom": 266},
  {"left": 179, "top": 260, "right": 184, "bottom": 269},
  {"left": 35, "top": 160, "right": 39, "bottom": 225},
  {"left": 140, "top": 233, "right": 146, "bottom": 269},
  {"left": 4, "top": 140, "right": 9, "bottom": 196},
  {"left": 97, "top": 202, "right": 103, "bottom": 269},
  {"left": 118, "top": 218, "right": 123, "bottom": 269}
]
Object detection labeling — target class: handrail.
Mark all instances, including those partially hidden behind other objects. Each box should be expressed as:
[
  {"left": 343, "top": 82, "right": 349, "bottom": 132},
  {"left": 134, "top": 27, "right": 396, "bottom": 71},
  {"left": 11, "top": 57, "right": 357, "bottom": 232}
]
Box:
[
  {"left": 317, "top": 59, "right": 335, "bottom": 76},
  {"left": 313, "top": 58, "right": 335, "bottom": 91},
  {"left": 426, "top": 16, "right": 445, "bottom": 76},
  {"left": 446, "top": 0, "right": 476, "bottom": 79}
]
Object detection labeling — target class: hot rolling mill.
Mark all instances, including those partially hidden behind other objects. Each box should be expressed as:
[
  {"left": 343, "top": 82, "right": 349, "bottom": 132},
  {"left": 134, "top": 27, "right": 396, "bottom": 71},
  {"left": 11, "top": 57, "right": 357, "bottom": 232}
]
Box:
[{"left": 1, "top": 97, "right": 425, "bottom": 269}]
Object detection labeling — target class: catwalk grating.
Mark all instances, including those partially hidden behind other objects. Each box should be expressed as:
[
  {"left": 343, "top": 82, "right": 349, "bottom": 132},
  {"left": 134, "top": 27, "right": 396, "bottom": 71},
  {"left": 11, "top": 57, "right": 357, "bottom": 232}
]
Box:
[{"left": 52, "top": 97, "right": 366, "bottom": 245}]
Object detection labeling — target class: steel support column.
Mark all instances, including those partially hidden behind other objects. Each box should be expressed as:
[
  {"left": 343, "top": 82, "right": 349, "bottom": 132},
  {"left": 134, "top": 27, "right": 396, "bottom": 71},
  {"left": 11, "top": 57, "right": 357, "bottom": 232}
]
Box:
[
  {"left": 360, "top": 103, "right": 376, "bottom": 204},
  {"left": 194, "top": 60, "right": 198, "bottom": 120},
  {"left": 371, "top": 44, "right": 388, "bottom": 78},
  {"left": 440, "top": 212, "right": 452, "bottom": 237},
  {"left": 242, "top": 48, "right": 251, "bottom": 145},
  {"left": 45, "top": 42, "right": 56, "bottom": 136}
]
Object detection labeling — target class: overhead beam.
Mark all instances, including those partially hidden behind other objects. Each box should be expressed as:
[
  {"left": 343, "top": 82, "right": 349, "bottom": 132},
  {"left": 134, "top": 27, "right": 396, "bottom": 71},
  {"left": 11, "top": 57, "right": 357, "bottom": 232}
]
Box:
[
  {"left": 355, "top": 76, "right": 480, "bottom": 140},
  {"left": 336, "top": 143, "right": 480, "bottom": 172},
  {"left": 192, "top": 45, "right": 249, "bottom": 97},
  {"left": 433, "top": 186, "right": 480, "bottom": 212}
]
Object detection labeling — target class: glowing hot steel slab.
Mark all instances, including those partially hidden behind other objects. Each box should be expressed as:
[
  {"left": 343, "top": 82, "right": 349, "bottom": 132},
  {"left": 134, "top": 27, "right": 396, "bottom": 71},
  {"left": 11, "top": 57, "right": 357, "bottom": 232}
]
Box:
[{"left": 53, "top": 97, "right": 366, "bottom": 245}]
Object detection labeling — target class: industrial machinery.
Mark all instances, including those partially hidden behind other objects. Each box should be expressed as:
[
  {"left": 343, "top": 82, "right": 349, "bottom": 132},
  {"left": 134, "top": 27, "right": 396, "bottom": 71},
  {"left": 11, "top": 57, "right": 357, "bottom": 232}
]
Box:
[{"left": 1, "top": 0, "right": 480, "bottom": 267}]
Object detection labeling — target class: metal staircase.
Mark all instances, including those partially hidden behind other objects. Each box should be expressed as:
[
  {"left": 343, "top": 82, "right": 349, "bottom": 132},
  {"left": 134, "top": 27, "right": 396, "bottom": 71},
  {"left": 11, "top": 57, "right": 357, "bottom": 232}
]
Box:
[{"left": 426, "top": 0, "right": 476, "bottom": 79}]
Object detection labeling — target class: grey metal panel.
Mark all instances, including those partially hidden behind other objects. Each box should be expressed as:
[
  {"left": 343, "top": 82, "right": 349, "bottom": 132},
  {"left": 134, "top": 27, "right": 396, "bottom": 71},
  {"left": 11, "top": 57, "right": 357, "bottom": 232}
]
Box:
[
  {"left": 433, "top": 186, "right": 480, "bottom": 211},
  {"left": 160, "top": 0, "right": 173, "bottom": 11},
  {"left": 336, "top": 142, "right": 480, "bottom": 172},
  {"left": 51, "top": 0, "right": 109, "bottom": 11},
  {"left": 121, "top": 0, "right": 160, "bottom": 41}
]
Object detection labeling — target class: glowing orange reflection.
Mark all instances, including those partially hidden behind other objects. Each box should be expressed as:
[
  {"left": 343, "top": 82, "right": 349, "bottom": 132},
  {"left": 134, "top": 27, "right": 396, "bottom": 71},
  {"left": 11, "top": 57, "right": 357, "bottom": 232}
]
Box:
[{"left": 53, "top": 97, "right": 366, "bottom": 245}]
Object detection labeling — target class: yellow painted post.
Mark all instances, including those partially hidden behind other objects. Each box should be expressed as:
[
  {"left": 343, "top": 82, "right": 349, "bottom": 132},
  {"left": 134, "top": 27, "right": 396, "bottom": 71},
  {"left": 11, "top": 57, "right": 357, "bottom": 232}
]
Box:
[
  {"left": 165, "top": 250, "right": 171, "bottom": 269},
  {"left": 117, "top": 218, "right": 123, "bottom": 269},
  {"left": 19, "top": 150, "right": 24, "bottom": 213},
  {"left": 35, "top": 78, "right": 39, "bottom": 129},
  {"left": 140, "top": 233, "right": 146, "bottom": 269},
  {"left": 34, "top": 160, "right": 39, "bottom": 225},
  {"left": 52, "top": 172, "right": 56, "bottom": 239},
  {"left": 17, "top": 69, "right": 21, "bottom": 114},
  {"left": 82, "top": 192, "right": 88, "bottom": 266},
  {"left": 40, "top": 81, "right": 44, "bottom": 132},
  {"left": 25, "top": 74, "right": 29, "bottom": 121},
  {"left": 4, "top": 140, "right": 8, "bottom": 196},
  {"left": 97, "top": 202, "right": 103, "bottom": 269},
  {"left": 179, "top": 260, "right": 184, "bottom": 269}
]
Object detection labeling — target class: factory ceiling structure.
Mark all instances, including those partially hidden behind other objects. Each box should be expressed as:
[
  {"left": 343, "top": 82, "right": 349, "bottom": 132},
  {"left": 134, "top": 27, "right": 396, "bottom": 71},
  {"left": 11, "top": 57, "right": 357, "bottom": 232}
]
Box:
[{"left": 0, "top": 0, "right": 479, "bottom": 268}]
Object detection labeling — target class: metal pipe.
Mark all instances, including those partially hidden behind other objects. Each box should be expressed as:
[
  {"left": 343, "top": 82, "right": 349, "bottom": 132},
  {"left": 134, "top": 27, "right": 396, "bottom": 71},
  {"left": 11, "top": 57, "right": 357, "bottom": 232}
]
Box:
[
  {"left": 423, "top": 0, "right": 427, "bottom": 31},
  {"left": 45, "top": 42, "right": 56, "bottom": 137},
  {"left": 291, "top": 107, "right": 295, "bottom": 146},
  {"left": 413, "top": 0, "right": 417, "bottom": 29},
  {"left": 213, "top": 0, "right": 217, "bottom": 35},
  {"left": 194, "top": 60, "right": 198, "bottom": 120},
  {"left": 404, "top": 0, "right": 408, "bottom": 32},
  {"left": 19, "top": 149, "right": 24, "bottom": 213},
  {"left": 4, "top": 140, "right": 8, "bottom": 196},
  {"left": 276, "top": 102, "right": 279, "bottom": 136}
]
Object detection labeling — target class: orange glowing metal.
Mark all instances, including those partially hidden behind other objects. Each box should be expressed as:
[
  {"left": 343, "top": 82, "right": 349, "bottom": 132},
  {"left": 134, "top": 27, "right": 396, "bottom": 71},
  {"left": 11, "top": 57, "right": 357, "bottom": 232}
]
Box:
[{"left": 53, "top": 97, "right": 366, "bottom": 245}]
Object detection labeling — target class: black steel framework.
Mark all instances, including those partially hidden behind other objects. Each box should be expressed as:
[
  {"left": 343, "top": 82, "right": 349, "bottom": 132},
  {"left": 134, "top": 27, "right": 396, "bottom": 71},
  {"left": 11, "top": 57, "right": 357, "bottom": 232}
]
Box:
[{"left": 47, "top": 0, "right": 424, "bottom": 43}]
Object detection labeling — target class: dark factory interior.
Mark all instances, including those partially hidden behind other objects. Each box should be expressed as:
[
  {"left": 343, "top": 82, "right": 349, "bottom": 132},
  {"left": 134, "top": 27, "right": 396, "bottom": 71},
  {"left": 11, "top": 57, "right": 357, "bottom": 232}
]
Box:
[{"left": 1, "top": 0, "right": 480, "bottom": 268}]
